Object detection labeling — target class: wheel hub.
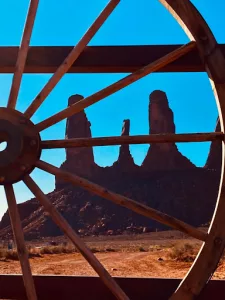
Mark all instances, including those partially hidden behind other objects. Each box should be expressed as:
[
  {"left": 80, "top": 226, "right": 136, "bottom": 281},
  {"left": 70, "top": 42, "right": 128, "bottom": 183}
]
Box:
[{"left": 0, "top": 108, "right": 41, "bottom": 185}]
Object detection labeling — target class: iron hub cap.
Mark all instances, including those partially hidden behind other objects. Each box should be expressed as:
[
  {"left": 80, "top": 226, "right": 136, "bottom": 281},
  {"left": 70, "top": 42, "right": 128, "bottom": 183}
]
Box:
[{"left": 0, "top": 108, "right": 41, "bottom": 184}]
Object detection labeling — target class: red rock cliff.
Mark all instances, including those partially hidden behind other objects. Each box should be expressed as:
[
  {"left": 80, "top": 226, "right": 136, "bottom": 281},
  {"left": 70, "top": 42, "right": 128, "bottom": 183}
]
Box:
[
  {"left": 57, "top": 95, "right": 97, "bottom": 182},
  {"left": 204, "top": 118, "right": 222, "bottom": 171},
  {"left": 1, "top": 90, "right": 219, "bottom": 240},
  {"left": 142, "top": 90, "right": 195, "bottom": 170}
]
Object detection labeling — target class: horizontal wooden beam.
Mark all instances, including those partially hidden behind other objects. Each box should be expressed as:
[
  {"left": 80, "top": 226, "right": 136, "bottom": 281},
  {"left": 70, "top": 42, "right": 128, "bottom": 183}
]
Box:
[
  {"left": 41, "top": 132, "right": 224, "bottom": 149},
  {"left": 0, "top": 44, "right": 224, "bottom": 73},
  {"left": 37, "top": 43, "right": 196, "bottom": 132},
  {"left": 0, "top": 276, "right": 224, "bottom": 300}
]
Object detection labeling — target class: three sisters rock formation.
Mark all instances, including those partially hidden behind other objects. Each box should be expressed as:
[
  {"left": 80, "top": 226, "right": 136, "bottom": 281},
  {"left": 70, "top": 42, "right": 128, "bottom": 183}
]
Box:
[{"left": 0, "top": 90, "right": 221, "bottom": 239}]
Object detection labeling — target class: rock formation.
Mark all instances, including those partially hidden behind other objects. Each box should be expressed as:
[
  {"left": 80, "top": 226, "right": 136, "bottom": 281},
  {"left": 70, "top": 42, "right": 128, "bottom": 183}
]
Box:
[
  {"left": 142, "top": 90, "right": 195, "bottom": 170},
  {"left": 0, "top": 90, "right": 221, "bottom": 240},
  {"left": 112, "top": 119, "right": 137, "bottom": 171},
  {"left": 57, "top": 94, "right": 98, "bottom": 184},
  {"left": 118, "top": 119, "right": 132, "bottom": 162},
  {"left": 204, "top": 118, "right": 222, "bottom": 172}
]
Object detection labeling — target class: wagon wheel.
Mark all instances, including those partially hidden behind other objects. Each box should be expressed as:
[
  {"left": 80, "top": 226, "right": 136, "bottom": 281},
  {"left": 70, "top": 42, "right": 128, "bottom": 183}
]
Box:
[{"left": 1, "top": 0, "right": 225, "bottom": 299}]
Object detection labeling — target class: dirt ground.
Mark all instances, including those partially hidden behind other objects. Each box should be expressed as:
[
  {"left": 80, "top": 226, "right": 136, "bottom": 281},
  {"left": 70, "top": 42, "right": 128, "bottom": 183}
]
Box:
[
  {"left": 1, "top": 230, "right": 225, "bottom": 279},
  {"left": 0, "top": 251, "right": 189, "bottom": 278}
]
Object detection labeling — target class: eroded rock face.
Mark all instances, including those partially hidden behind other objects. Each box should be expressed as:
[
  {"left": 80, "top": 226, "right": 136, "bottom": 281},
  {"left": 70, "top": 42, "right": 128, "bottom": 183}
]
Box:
[
  {"left": 142, "top": 90, "right": 195, "bottom": 170},
  {"left": 0, "top": 90, "right": 219, "bottom": 240},
  {"left": 118, "top": 119, "right": 133, "bottom": 163},
  {"left": 204, "top": 118, "right": 222, "bottom": 172},
  {"left": 150, "top": 90, "right": 175, "bottom": 135},
  {"left": 113, "top": 119, "right": 137, "bottom": 171},
  {"left": 57, "top": 95, "right": 97, "bottom": 183}
]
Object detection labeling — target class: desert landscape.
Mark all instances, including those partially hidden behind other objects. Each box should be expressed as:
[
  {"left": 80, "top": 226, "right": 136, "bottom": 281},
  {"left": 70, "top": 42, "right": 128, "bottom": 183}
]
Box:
[
  {"left": 0, "top": 90, "right": 223, "bottom": 298},
  {"left": 1, "top": 230, "right": 225, "bottom": 280},
  {"left": 0, "top": 90, "right": 221, "bottom": 240},
  {"left": 0, "top": 0, "right": 224, "bottom": 298}
]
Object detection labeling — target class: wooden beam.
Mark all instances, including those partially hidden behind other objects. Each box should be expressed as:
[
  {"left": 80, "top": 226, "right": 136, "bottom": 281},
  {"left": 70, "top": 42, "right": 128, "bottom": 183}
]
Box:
[
  {"left": 41, "top": 132, "right": 225, "bottom": 149},
  {"left": 0, "top": 44, "right": 224, "bottom": 74},
  {"left": 0, "top": 276, "right": 224, "bottom": 300},
  {"left": 36, "top": 42, "right": 196, "bottom": 132},
  {"left": 24, "top": 0, "right": 120, "bottom": 119}
]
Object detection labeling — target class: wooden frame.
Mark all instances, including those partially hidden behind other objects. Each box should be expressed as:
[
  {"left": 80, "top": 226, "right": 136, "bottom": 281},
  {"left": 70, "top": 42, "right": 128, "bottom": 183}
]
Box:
[
  {"left": 0, "top": 44, "right": 224, "bottom": 74},
  {"left": 159, "top": 1, "right": 225, "bottom": 299},
  {"left": 0, "top": 276, "right": 224, "bottom": 300},
  {"left": 41, "top": 132, "right": 224, "bottom": 148},
  {"left": 0, "top": 0, "right": 224, "bottom": 299}
]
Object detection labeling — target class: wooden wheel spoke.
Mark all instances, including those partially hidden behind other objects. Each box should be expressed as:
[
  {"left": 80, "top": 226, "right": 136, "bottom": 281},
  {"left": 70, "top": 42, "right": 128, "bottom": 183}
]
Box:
[
  {"left": 4, "top": 185, "right": 37, "bottom": 300},
  {"left": 36, "top": 41, "right": 196, "bottom": 132},
  {"left": 35, "top": 160, "right": 207, "bottom": 241},
  {"left": 41, "top": 132, "right": 224, "bottom": 149},
  {"left": 7, "top": 0, "right": 39, "bottom": 109},
  {"left": 23, "top": 175, "right": 129, "bottom": 300},
  {"left": 24, "top": 0, "right": 120, "bottom": 119}
]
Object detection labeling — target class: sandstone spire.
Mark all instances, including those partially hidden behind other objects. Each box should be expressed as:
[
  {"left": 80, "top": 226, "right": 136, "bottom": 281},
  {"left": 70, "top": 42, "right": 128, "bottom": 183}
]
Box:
[
  {"left": 58, "top": 95, "right": 96, "bottom": 180},
  {"left": 115, "top": 119, "right": 136, "bottom": 168},
  {"left": 150, "top": 90, "right": 175, "bottom": 135},
  {"left": 142, "top": 90, "right": 195, "bottom": 170}
]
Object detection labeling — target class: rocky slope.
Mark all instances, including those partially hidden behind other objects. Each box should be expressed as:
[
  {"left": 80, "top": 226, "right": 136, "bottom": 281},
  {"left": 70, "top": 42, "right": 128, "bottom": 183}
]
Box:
[
  {"left": 0, "top": 90, "right": 221, "bottom": 240},
  {"left": 204, "top": 118, "right": 222, "bottom": 171}
]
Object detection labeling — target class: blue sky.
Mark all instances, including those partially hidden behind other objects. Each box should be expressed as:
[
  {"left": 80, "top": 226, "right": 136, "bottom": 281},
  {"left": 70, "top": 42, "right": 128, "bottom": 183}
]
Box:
[{"left": 0, "top": 0, "right": 224, "bottom": 218}]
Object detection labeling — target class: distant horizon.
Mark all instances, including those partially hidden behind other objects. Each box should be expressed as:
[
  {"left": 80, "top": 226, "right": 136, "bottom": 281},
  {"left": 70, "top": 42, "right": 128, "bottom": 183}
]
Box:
[{"left": 0, "top": 0, "right": 224, "bottom": 218}]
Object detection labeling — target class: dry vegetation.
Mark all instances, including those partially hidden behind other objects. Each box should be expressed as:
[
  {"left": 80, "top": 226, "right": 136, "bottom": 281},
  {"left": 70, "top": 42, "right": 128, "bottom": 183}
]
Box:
[
  {"left": 0, "top": 242, "right": 161, "bottom": 261},
  {"left": 0, "top": 231, "right": 225, "bottom": 279},
  {"left": 0, "top": 241, "right": 201, "bottom": 262},
  {"left": 168, "top": 242, "right": 200, "bottom": 262}
]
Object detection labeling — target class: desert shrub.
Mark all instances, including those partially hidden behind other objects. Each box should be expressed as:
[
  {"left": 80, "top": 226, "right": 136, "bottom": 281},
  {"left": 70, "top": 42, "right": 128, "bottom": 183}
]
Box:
[
  {"left": 40, "top": 245, "right": 76, "bottom": 255},
  {"left": 0, "top": 243, "right": 78, "bottom": 260},
  {"left": 90, "top": 247, "right": 100, "bottom": 253},
  {"left": 39, "top": 246, "right": 53, "bottom": 255},
  {"left": 7, "top": 250, "right": 19, "bottom": 260},
  {"left": 168, "top": 242, "right": 198, "bottom": 262},
  {"left": 0, "top": 249, "right": 18, "bottom": 260},
  {"left": 0, "top": 247, "right": 43, "bottom": 261},
  {"left": 0, "top": 242, "right": 131, "bottom": 259},
  {"left": 0, "top": 248, "right": 9, "bottom": 260},
  {"left": 105, "top": 248, "right": 116, "bottom": 252}
]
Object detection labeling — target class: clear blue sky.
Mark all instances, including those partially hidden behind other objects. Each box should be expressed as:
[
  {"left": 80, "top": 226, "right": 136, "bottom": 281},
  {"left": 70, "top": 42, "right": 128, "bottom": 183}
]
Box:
[{"left": 0, "top": 0, "right": 224, "bottom": 218}]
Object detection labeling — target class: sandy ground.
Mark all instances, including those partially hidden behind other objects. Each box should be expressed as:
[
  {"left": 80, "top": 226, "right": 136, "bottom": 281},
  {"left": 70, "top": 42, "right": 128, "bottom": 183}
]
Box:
[
  {"left": 0, "top": 231, "right": 224, "bottom": 279},
  {"left": 0, "top": 251, "right": 187, "bottom": 277},
  {"left": 1, "top": 250, "right": 225, "bottom": 279}
]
